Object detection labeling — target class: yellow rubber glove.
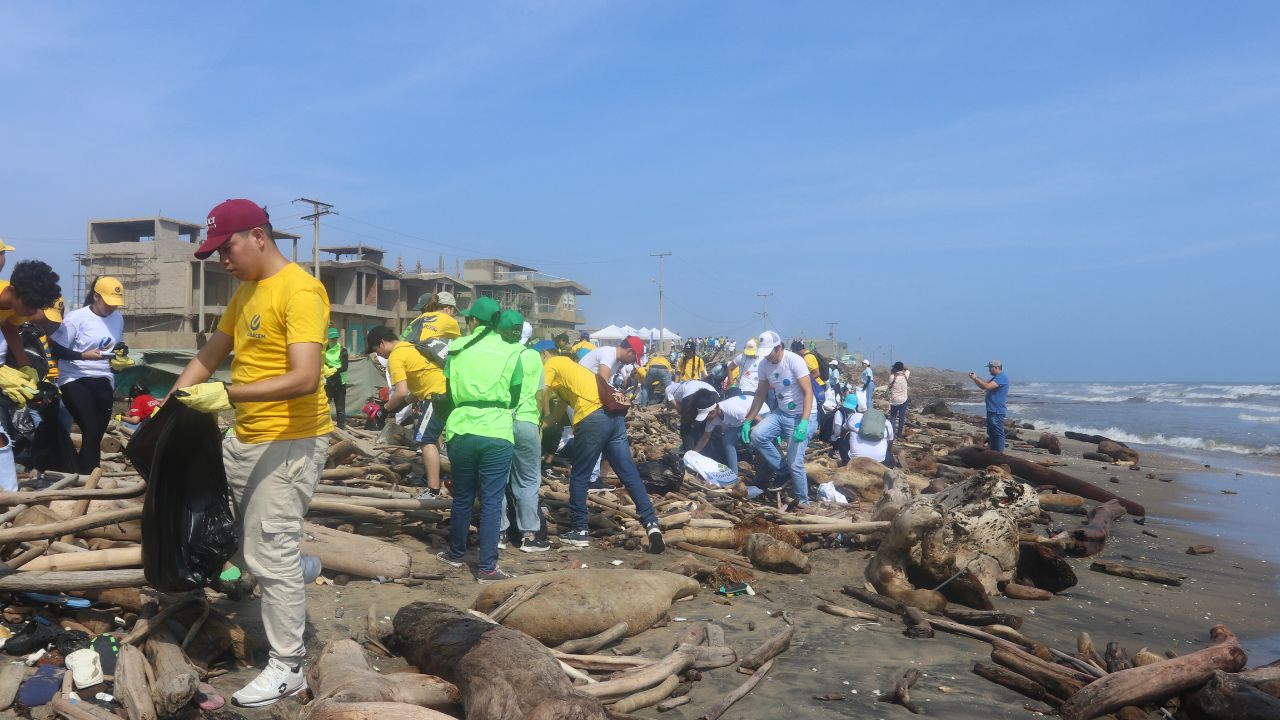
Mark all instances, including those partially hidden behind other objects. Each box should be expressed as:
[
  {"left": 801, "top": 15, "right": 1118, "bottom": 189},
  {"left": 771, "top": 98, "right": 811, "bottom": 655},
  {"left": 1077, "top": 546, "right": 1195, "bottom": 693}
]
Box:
[
  {"left": 322, "top": 364, "right": 337, "bottom": 379},
  {"left": 114, "top": 414, "right": 125, "bottom": 423},
  {"left": 18, "top": 366, "right": 39, "bottom": 384},
  {"left": 175, "top": 382, "right": 234, "bottom": 413},
  {"left": 109, "top": 355, "right": 136, "bottom": 372},
  {"left": 0, "top": 366, "right": 37, "bottom": 406}
]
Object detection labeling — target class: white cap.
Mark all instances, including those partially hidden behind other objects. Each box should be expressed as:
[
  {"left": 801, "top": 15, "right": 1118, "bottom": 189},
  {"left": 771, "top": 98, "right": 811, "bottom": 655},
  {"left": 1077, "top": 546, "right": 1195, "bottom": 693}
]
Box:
[
  {"left": 862, "top": 358, "right": 871, "bottom": 365},
  {"left": 756, "top": 330, "right": 782, "bottom": 355},
  {"left": 696, "top": 404, "right": 716, "bottom": 422},
  {"left": 520, "top": 321, "right": 533, "bottom": 345}
]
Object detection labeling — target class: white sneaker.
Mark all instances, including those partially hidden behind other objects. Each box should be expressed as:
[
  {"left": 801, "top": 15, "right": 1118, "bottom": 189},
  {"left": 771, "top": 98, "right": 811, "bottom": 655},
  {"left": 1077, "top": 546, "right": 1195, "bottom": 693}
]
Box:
[{"left": 231, "top": 658, "right": 306, "bottom": 708}]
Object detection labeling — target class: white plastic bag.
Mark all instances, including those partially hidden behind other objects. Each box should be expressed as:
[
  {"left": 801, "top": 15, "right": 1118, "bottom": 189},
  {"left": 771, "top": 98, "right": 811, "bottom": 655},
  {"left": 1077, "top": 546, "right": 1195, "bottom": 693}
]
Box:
[
  {"left": 816, "top": 481, "right": 848, "bottom": 504},
  {"left": 682, "top": 450, "right": 738, "bottom": 488}
]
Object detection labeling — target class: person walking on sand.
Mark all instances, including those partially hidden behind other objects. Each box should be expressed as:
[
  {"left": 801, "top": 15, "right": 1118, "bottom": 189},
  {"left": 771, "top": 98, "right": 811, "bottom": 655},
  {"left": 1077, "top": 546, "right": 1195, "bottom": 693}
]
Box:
[
  {"left": 886, "top": 361, "right": 910, "bottom": 436},
  {"left": 859, "top": 358, "right": 875, "bottom": 408},
  {"left": 170, "top": 199, "right": 331, "bottom": 707},
  {"left": 322, "top": 328, "right": 348, "bottom": 428},
  {"left": 500, "top": 317, "right": 549, "bottom": 553},
  {"left": 970, "top": 360, "right": 1010, "bottom": 452},
  {"left": 401, "top": 291, "right": 461, "bottom": 498},
  {"left": 676, "top": 340, "right": 706, "bottom": 382}
]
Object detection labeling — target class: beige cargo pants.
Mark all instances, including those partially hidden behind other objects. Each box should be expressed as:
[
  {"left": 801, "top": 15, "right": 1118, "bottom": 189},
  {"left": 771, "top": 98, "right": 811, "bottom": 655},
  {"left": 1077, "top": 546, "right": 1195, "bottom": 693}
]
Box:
[{"left": 223, "top": 434, "right": 328, "bottom": 664}]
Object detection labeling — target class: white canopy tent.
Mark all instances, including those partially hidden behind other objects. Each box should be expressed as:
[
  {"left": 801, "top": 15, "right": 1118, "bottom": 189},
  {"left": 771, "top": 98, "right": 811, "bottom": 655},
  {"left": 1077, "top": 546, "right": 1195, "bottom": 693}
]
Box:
[
  {"left": 592, "top": 325, "right": 682, "bottom": 345},
  {"left": 589, "top": 324, "right": 628, "bottom": 341}
]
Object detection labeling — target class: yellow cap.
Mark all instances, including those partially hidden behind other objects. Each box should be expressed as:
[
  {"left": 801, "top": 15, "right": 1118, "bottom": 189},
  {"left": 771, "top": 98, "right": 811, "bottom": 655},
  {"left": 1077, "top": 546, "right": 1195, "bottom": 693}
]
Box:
[
  {"left": 43, "top": 297, "right": 65, "bottom": 324},
  {"left": 0, "top": 239, "right": 14, "bottom": 253},
  {"left": 94, "top": 277, "right": 126, "bottom": 308}
]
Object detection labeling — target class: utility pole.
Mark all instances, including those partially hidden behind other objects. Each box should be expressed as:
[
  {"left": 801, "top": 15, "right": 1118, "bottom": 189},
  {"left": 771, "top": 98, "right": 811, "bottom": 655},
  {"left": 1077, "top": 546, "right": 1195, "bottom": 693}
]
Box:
[
  {"left": 295, "top": 198, "right": 334, "bottom": 277},
  {"left": 757, "top": 293, "right": 773, "bottom": 331},
  {"left": 650, "top": 251, "right": 671, "bottom": 353},
  {"left": 826, "top": 322, "right": 838, "bottom": 359}
]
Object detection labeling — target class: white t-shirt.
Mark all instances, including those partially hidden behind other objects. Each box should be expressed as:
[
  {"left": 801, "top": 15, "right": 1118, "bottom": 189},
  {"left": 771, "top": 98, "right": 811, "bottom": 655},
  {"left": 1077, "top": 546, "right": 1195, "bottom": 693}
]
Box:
[
  {"left": 706, "top": 394, "right": 768, "bottom": 431},
  {"left": 731, "top": 354, "right": 762, "bottom": 393},
  {"left": 666, "top": 379, "right": 715, "bottom": 404},
  {"left": 840, "top": 411, "right": 895, "bottom": 462},
  {"left": 759, "top": 350, "right": 812, "bottom": 416},
  {"left": 51, "top": 306, "right": 124, "bottom": 386}
]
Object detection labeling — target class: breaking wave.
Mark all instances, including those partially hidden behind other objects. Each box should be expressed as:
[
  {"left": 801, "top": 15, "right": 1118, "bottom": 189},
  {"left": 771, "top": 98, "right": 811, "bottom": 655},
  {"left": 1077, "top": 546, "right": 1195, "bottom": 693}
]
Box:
[
  {"left": 1239, "top": 413, "right": 1280, "bottom": 424},
  {"left": 1030, "top": 421, "right": 1280, "bottom": 458}
]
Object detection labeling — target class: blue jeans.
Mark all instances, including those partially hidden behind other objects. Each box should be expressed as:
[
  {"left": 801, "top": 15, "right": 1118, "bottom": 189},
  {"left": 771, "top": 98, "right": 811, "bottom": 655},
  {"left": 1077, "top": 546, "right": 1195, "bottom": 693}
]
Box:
[
  {"left": 889, "top": 401, "right": 907, "bottom": 437},
  {"left": 446, "top": 434, "right": 513, "bottom": 572},
  {"left": 719, "top": 425, "right": 741, "bottom": 472},
  {"left": 500, "top": 420, "right": 542, "bottom": 535},
  {"left": 569, "top": 411, "right": 659, "bottom": 531},
  {"left": 640, "top": 367, "right": 672, "bottom": 406},
  {"left": 864, "top": 381, "right": 875, "bottom": 407},
  {"left": 986, "top": 413, "right": 1006, "bottom": 453},
  {"left": 750, "top": 412, "right": 816, "bottom": 504}
]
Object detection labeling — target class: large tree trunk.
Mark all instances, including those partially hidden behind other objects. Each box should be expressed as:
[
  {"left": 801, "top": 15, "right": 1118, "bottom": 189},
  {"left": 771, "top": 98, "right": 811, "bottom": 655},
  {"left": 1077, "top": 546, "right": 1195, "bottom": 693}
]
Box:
[
  {"left": 1060, "top": 625, "right": 1247, "bottom": 720},
  {"left": 951, "top": 447, "right": 1145, "bottom": 516},
  {"left": 393, "top": 601, "right": 607, "bottom": 720},
  {"left": 302, "top": 522, "right": 411, "bottom": 579}
]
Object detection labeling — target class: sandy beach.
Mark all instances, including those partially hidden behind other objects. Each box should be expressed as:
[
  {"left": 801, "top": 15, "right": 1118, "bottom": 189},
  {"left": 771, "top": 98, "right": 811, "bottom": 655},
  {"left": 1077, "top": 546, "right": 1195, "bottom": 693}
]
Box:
[{"left": 202, "top": 411, "right": 1280, "bottom": 720}]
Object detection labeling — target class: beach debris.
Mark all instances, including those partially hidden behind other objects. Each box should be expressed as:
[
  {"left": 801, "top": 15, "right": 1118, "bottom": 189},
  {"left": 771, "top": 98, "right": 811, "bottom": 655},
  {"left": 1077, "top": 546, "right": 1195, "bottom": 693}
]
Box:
[
  {"left": 738, "top": 625, "right": 792, "bottom": 671},
  {"left": 697, "top": 657, "right": 775, "bottom": 720},
  {"left": 952, "top": 446, "right": 1146, "bottom": 517},
  {"left": 1097, "top": 440, "right": 1140, "bottom": 464},
  {"left": 1059, "top": 624, "right": 1247, "bottom": 720},
  {"left": 1036, "top": 433, "right": 1063, "bottom": 455},
  {"left": 300, "top": 638, "right": 460, "bottom": 720},
  {"left": 1089, "top": 561, "right": 1186, "bottom": 587},
  {"left": 470, "top": 569, "right": 699, "bottom": 646},
  {"left": 393, "top": 601, "right": 608, "bottom": 719},
  {"left": 879, "top": 668, "right": 924, "bottom": 713},
  {"left": 1186, "top": 545, "right": 1216, "bottom": 555}
]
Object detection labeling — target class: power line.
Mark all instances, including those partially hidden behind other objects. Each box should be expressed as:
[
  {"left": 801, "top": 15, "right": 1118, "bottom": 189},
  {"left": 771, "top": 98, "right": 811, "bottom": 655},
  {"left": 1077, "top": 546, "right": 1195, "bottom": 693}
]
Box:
[
  {"left": 294, "top": 198, "right": 335, "bottom": 277},
  {"left": 757, "top": 293, "right": 773, "bottom": 331}
]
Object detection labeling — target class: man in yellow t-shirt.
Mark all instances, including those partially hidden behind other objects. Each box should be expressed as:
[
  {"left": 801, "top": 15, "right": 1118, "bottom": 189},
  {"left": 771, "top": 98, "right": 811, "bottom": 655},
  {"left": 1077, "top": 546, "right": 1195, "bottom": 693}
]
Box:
[
  {"left": 0, "top": 260, "right": 63, "bottom": 390},
  {"left": 365, "top": 325, "right": 432, "bottom": 433},
  {"left": 399, "top": 291, "right": 460, "bottom": 498},
  {"left": 640, "top": 353, "right": 673, "bottom": 406},
  {"left": 676, "top": 340, "right": 705, "bottom": 382},
  {"left": 538, "top": 344, "right": 664, "bottom": 553},
  {"left": 171, "top": 199, "right": 330, "bottom": 708}
]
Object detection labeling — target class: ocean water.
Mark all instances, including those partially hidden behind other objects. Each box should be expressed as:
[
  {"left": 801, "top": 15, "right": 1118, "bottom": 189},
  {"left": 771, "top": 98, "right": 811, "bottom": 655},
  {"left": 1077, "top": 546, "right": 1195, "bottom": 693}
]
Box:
[{"left": 953, "top": 381, "right": 1280, "bottom": 471}]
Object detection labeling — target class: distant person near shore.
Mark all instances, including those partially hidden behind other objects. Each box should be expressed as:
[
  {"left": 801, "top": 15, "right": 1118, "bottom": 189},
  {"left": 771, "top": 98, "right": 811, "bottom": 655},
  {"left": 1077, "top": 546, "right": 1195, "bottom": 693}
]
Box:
[
  {"left": 887, "top": 361, "right": 910, "bottom": 436},
  {"left": 970, "top": 360, "right": 1009, "bottom": 452}
]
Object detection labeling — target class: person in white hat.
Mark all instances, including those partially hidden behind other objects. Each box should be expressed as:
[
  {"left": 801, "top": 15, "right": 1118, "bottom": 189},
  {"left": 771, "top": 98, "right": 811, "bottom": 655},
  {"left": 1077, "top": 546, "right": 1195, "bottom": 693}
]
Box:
[
  {"left": 739, "top": 330, "right": 817, "bottom": 507},
  {"left": 725, "top": 337, "right": 762, "bottom": 398}
]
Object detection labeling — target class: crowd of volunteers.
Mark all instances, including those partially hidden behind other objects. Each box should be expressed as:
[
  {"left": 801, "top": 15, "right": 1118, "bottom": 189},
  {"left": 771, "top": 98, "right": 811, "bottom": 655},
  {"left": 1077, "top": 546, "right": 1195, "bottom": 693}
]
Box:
[{"left": 0, "top": 197, "right": 1013, "bottom": 708}]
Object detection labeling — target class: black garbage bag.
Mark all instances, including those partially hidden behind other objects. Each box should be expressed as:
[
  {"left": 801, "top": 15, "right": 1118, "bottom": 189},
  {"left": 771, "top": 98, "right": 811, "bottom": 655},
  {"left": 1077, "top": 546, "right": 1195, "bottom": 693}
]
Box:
[
  {"left": 125, "top": 401, "right": 239, "bottom": 592},
  {"left": 10, "top": 382, "right": 77, "bottom": 473}
]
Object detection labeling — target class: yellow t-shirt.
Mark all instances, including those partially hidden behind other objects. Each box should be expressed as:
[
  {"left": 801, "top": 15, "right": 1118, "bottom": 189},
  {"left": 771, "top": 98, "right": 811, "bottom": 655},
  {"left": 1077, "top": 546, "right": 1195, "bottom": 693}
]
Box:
[
  {"left": 216, "top": 263, "right": 333, "bottom": 443},
  {"left": 571, "top": 339, "right": 596, "bottom": 355},
  {"left": 646, "top": 356, "right": 672, "bottom": 371},
  {"left": 803, "top": 351, "right": 826, "bottom": 386},
  {"left": 677, "top": 356, "right": 705, "bottom": 382},
  {"left": 0, "top": 281, "right": 36, "bottom": 327},
  {"left": 387, "top": 342, "right": 432, "bottom": 400},
  {"left": 408, "top": 311, "right": 459, "bottom": 397},
  {"left": 543, "top": 355, "right": 601, "bottom": 426}
]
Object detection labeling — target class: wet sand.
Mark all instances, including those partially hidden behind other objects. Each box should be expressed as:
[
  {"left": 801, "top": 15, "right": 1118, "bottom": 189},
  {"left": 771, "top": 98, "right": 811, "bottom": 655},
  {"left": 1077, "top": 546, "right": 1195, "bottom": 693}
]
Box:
[{"left": 209, "top": 433, "right": 1280, "bottom": 719}]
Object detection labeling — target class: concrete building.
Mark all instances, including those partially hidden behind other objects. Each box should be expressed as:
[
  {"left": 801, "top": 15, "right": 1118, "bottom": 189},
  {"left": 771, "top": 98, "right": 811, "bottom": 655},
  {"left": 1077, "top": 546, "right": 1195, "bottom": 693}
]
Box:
[
  {"left": 462, "top": 258, "right": 589, "bottom": 338},
  {"left": 77, "top": 218, "right": 474, "bottom": 352}
]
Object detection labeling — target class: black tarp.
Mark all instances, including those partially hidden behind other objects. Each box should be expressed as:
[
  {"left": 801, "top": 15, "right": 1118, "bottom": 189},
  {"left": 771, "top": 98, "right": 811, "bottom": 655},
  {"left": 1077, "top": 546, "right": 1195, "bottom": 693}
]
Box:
[{"left": 125, "top": 402, "right": 239, "bottom": 592}]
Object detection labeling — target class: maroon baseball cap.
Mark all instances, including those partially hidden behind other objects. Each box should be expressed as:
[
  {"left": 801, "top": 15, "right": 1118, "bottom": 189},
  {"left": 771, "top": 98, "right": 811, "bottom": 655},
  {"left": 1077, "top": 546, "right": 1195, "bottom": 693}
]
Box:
[{"left": 195, "top": 199, "right": 269, "bottom": 259}]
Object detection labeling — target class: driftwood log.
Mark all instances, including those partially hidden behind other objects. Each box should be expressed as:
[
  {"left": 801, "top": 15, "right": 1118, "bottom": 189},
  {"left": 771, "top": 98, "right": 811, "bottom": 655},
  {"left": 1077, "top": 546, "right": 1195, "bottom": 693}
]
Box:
[
  {"left": 20, "top": 546, "right": 142, "bottom": 572},
  {"left": 1089, "top": 561, "right": 1185, "bottom": 586},
  {"left": 0, "top": 569, "right": 146, "bottom": 591},
  {"left": 0, "top": 505, "right": 143, "bottom": 543},
  {"left": 952, "top": 446, "right": 1145, "bottom": 516},
  {"left": 1059, "top": 624, "right": 1247, "bottom": 720},
  {"left": 300, "top": 639, "right": 460, "bottom": 719},
  {"left": 393, "top": 601, "right": 607, "bottom": 720},
  {"left": 974, "top": 661, "right": 1060, "bottom": 707},
  {"left": 879, "top": 668, "right": 923, "bottom": 713},
  {"left": 739, "top": 626, "right": 793, "bottom": 670},
  {"left": 1183, "top": 666, "right": 1280, "bottom": 719},
  {"left": 302, "top": 522, "right": 411, "bottom": 579},
  {"left": 144, "top": 625, "right": 200, "bottom": 716},
  {"left": 114, "top": 643, "right": 157, "bottom": 720},
  {"left": 699, "top": 658, "right": 774, "bottom": 720}
]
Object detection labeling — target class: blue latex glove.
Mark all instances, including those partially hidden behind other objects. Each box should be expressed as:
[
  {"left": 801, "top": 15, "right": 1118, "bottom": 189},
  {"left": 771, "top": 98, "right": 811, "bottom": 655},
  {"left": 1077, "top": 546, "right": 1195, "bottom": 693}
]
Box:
[
  {"left": 792, "top": 418, "right": 810, "bottom": 442},
  {"left": 740, "top": 421, "right": 752, "bottom": 445}
]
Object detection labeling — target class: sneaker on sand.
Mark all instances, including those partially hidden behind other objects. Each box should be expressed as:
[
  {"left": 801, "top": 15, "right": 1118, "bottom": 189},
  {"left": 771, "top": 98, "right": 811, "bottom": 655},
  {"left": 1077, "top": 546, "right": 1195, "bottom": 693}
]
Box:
[
  {"left": 435, "top": 551, "right": 465, "bottom": 568},
  {"left": 417, "top": 487, "right": 443, "bottom": 500},
  {"left": 763, "top": 473, "right": 791, "bottom": 492},
  {"left": 475, "top": 567, "right": 517, "bottom": 584},
  {"left": 646, "top": 523, "right": 666, "bottom": 554},
  {"left": 231, "top": 658, "right": 306, "bottom": 708},
  {"left": 586, "top": 481, "right": 610, "bottom": 493},
  {"left": 497, "top": 538, "right": 508, "bottom": 550},
  {"left": 559, "top": 529, "right": 590, "bottom": 548},
  {"left": 519, "top": 533, "right": 551, "bottom": 553}
]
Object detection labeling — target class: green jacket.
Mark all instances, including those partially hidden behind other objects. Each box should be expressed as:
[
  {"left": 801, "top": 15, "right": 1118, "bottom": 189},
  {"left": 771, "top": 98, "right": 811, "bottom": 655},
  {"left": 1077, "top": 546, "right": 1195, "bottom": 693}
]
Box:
[
  {"left": 443, "top": 329, "right": 523, "bottom": 443},
  {"left": 513, "top": 346, "right": 543, "bottom": 425}
]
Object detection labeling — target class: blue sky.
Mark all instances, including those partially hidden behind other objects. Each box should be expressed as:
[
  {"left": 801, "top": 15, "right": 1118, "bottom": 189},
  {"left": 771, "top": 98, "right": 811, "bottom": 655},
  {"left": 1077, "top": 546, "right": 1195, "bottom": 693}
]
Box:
[{"left": 1, "top": 2, "right": 1277, "bottom": 381}]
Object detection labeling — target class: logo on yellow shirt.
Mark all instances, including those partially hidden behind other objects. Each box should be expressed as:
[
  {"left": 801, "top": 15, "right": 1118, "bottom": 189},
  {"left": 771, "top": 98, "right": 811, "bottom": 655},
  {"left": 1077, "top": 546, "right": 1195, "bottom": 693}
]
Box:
[{"left": 247, "top": 313, "right": 266, "bottom": 339}]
